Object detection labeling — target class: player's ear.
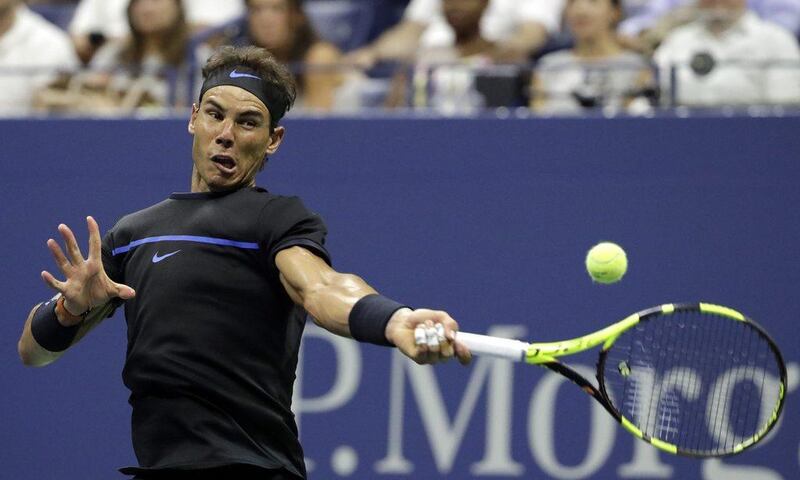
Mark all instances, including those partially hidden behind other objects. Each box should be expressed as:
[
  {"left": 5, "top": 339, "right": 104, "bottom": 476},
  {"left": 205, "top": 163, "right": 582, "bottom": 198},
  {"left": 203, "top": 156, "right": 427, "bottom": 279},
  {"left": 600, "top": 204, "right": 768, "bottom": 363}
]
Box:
[
  {"left": 188, "top": 103, "right": 199, "bottom": 135},
  {"left": 266, "top": 126, "right": 285, "bottom": 156}
]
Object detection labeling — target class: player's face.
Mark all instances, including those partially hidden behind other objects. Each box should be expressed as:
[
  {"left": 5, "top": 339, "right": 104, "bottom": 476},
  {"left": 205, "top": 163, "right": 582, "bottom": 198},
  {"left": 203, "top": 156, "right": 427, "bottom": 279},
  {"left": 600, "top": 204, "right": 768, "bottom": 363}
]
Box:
[
  {"left": 565, "top": 0, "right": 620, "bottom": 41},
  {"left": 188, "top": 86, "right": 284, "bottom": 193}
]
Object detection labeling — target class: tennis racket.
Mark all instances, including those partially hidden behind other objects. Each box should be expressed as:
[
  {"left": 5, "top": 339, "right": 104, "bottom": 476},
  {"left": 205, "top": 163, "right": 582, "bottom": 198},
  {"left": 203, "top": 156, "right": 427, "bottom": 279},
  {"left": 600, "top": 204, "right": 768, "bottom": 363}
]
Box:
[{"left": 455, "top": 303, "right": 786, "bottom": 457}]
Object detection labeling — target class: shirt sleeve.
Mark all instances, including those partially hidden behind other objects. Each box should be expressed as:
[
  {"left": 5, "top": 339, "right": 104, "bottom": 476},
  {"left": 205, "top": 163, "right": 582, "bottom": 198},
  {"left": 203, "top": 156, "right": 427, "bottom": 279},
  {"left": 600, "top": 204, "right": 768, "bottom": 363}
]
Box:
[
  {"left": 98, "top": 227, "right": 125, "bottom": 317},
  {"left": 101, "top": 227, "right": 124, "bottom": 285},
  {"left": 259, "top": 196, "right": 330, "bottom": 266}
]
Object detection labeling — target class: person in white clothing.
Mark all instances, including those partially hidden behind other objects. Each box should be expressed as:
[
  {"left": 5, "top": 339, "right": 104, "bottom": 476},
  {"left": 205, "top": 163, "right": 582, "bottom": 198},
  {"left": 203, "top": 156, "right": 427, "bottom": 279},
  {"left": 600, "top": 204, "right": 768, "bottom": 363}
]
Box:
[
  {"left": 69, "top": 0, "right": 245, "bottom": 63},
  {"left": 0, "top": 0, "right": 79, "bottom": 116},
  {"left": 531, "top": 0, "right": 653, "bottom": 114},
  {"left": 346, "top": 0, "right": 565, "bottom": 66},
  {"left": 654, "top": 0, "right": 800, "bottom": 106}
]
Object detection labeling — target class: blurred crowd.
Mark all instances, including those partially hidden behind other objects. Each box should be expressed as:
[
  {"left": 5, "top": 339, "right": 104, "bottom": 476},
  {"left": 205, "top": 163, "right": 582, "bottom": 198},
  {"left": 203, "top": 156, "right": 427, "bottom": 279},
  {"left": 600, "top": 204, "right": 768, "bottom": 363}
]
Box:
[{"left": 1, "top": 0, "right": 799, "bottom": 117}]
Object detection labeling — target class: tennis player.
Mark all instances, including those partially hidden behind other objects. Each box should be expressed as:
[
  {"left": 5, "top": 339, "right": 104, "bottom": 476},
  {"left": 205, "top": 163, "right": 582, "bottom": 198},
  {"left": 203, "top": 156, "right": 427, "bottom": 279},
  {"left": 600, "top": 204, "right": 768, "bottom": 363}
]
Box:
[{"left": 17, "top": 45, "right": 471, "bottom": 480}]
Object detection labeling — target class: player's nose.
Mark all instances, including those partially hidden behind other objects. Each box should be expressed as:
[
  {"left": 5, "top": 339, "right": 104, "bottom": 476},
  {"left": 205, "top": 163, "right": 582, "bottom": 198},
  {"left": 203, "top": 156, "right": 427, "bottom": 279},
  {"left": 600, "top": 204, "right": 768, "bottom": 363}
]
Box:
[{"left": 215, "top": 120, "right": 234, "bottom": 148}]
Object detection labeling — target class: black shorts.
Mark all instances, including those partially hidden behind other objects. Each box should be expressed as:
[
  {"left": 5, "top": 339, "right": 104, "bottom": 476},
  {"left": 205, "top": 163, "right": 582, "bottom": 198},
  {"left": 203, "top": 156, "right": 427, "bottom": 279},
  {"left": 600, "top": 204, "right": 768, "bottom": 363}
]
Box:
[{"left": 130, "top": 464, "right": 300, "bottom": 479}]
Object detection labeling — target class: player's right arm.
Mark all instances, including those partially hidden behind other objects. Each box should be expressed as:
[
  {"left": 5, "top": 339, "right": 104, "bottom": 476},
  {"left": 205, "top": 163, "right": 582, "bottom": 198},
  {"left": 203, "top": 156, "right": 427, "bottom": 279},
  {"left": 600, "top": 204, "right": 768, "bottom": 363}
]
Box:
[{"left": 17, "top": 216, "right": 135, "bottom": 367}]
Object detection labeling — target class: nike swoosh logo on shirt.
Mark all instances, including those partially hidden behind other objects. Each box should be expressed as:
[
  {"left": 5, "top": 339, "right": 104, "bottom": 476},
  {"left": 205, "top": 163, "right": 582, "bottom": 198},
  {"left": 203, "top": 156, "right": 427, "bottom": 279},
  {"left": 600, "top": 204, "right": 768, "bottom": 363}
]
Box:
[
  {"left": 230, "top": 69, "right": 261, "bottom": 80},
  {"left": 152, "top": 250, "right": 181, "bottom": 263}
]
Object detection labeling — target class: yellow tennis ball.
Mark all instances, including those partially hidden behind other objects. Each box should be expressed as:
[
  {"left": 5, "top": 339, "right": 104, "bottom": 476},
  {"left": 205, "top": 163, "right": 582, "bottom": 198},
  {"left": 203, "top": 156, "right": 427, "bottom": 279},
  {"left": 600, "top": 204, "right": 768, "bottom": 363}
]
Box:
[{"left": 585, "top": 242, "right": 627, "bottom": 284}]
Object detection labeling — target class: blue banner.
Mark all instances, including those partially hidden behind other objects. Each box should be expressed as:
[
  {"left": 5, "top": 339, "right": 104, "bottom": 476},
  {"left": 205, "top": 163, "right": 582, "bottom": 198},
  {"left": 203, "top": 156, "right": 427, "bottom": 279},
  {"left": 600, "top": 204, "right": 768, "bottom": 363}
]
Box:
[{"left": 1, "top": 116, "right": 798, "bottom": 479}]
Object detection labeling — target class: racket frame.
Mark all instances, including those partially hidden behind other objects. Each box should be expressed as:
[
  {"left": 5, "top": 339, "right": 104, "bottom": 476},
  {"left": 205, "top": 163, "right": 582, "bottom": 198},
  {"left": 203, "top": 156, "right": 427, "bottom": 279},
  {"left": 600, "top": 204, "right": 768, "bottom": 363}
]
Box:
[{"left": 457, "top": 302, "right": 787, "bottom": 458}]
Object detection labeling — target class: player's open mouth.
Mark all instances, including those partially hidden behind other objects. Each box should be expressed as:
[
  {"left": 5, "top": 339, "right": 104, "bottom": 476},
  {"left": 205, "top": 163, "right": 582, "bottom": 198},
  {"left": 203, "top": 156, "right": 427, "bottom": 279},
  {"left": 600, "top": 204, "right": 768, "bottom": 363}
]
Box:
[{"left": 211, "top": 155, "right": 236, "bottom": 173}]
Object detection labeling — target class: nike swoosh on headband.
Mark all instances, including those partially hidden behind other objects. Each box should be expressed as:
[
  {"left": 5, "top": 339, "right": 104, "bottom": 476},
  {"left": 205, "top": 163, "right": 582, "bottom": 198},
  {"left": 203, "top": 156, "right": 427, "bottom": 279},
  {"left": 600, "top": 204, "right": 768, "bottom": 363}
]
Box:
[
  {"left": 152, "top": 250, "right": 181, "bottom": 263},
  {"left": 230, "top": 69, "right": 262, "bottom": 80}
]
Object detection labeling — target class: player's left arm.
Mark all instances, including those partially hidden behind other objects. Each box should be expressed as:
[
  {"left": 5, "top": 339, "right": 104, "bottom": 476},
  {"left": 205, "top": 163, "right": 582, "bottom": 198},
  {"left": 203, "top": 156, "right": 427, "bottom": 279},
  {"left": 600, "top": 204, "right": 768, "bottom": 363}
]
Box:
[{"left": 275, "top": 246, "right": 470, "bottom": 365}]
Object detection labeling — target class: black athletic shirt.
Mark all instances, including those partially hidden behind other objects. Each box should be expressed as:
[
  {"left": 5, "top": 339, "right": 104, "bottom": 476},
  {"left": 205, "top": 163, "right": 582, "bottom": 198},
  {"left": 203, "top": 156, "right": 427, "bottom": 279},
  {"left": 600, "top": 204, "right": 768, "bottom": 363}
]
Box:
[{"left": 101, "top": 187, "right": 328, "bottom": 478}]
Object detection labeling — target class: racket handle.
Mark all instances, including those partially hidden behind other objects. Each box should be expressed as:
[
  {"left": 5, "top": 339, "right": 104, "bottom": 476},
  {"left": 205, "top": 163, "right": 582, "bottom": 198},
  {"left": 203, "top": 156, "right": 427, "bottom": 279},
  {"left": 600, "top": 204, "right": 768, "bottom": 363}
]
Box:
[{"left": 455, "top": 332, "right": 529, "bottom": 362}]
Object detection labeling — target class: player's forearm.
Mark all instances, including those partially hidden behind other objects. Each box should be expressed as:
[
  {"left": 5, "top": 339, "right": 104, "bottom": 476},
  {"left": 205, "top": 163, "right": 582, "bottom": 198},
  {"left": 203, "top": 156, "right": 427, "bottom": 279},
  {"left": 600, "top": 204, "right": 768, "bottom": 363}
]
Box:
[
  {"left": 18, "top": 303, "right": 65, "bottom": 367},
  {"left": 19, "top": 300, "right": 109, "bottom": 367},
  {"left": 301, "top": 272, "right": 379, "bottom": 337},
  {"left": 276, "top": 246, "right": 403, "bottom": 341}
]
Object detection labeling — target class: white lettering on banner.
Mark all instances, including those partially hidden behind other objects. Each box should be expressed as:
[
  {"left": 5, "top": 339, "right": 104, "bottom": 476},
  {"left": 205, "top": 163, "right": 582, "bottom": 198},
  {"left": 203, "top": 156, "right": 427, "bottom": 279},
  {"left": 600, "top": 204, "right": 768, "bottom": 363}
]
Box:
[
  {"left": 701, "top": 362, "right": 799, "bottom": 480},
  {"left": 618, "top": 438, "right": 673, "bottom": 479},
  {"left": 528, "top": 364, "right": 616, "bottom": 479},
  {"left": 705, "top": 367, "right": 781, "bottom": 449},
  {"left": 295, "top": 324, "right": 363, "bottom": 472},
  {"left": 619, "top": 368, "right": 700, "bottom": 479},
  {"left": 702, "top": 459, "right": 783, "bottom": 480},
  {"left": 295, "top": 320, "right": 797, "bottom": 479},
  {"left": 376, "top": 325, "right": 526, "bottom": 475}
]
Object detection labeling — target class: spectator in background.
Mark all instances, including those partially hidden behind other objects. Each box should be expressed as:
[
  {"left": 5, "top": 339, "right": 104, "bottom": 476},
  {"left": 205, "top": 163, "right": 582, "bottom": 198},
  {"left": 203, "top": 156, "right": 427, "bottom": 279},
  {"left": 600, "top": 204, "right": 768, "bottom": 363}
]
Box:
[
  {"left": 0, "top": 0, "right": 79, "bottom": 115},
  {"left": 531, "top": 0, "right": 652, "bottom": 114},
  {"left": 37, "top": 0, "right": 191, "bottom": 114},
  {"left": 654, "top": 0, "right": 800, "bottom": 106},
  {"left": 69, "top": 0, "right": 245, "bottom": 64},
  {"left": 219, "top": 0, "right": 343, "bottom": 110},
  {"left": 347, "top": 0, "right": 565, "bottom": 67},
  {"left": 620, "top": 0, "right": 800, "bottom": 54},
  {"left": 385, "top": 0, "right": 497, "bottom": 110}
]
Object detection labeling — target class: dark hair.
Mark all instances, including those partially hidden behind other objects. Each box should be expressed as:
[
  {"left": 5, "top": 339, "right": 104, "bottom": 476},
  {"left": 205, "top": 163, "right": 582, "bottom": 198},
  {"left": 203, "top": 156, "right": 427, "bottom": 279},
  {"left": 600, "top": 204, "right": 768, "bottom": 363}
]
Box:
[
  {"left": 202, "top": 45, "right": 297, "bottom": 128},
  {"left": 120, "top": 0, "right": 189, "bottom": 68}
]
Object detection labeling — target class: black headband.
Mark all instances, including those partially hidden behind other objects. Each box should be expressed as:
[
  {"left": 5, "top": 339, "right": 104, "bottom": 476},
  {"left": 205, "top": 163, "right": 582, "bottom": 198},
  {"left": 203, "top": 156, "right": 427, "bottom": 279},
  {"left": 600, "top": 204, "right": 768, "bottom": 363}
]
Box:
[{"left": 199, "top": 65, "right": 290, "bottom": 125}]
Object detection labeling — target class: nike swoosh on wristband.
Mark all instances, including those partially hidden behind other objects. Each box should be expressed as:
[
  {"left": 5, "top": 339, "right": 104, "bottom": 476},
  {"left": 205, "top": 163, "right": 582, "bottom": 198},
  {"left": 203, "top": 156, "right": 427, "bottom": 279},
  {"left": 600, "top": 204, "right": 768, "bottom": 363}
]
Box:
[
  {"left": 152, "top": 250, "right": 181, "bottom": 263},
  {"left": 230, "top": 69, "right": 262, "bottom": 80}
]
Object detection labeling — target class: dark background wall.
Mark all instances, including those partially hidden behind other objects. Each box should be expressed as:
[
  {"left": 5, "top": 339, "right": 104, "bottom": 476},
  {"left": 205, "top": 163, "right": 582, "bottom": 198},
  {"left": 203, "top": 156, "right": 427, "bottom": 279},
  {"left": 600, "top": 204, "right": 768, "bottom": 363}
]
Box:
[{"left": 1, "top": 116, "right": 798, "bottom": 479}]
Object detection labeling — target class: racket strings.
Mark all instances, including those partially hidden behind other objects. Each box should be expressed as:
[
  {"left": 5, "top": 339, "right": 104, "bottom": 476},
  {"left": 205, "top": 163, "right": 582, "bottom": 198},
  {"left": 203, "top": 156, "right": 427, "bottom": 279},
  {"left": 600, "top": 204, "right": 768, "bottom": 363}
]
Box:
[{"left": 602, "top": 310, "right": 782, "bottom": 455}]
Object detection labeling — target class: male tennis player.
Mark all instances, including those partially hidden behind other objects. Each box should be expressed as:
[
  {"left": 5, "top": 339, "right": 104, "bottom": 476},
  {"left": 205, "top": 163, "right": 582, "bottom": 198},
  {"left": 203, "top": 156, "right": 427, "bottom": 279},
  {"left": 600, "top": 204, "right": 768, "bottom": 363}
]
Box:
[{"left": 17, "top": 45, "right": 471, "bottom": 480}]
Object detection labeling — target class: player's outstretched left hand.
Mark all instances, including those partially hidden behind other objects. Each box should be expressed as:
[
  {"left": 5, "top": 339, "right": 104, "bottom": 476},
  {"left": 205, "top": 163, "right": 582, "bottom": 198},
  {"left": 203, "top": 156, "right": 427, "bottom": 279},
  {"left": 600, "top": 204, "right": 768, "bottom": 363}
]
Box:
[
  {"left": 385, "top": 308, "right": 471, "bottom": 365},
  {"left": 40, "top": 216, "right": 136, "bottom": 323}
]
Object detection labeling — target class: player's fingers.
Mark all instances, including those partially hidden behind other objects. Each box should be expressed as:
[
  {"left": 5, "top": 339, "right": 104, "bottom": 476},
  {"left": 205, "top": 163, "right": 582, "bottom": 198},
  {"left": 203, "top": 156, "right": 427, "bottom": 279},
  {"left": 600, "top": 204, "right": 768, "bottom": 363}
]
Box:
[
  {"left": 412, "top": 325, "right": 428, "bottom": 360},
  {"left": 58, "top": 223, "right": 84, "bottom": 265},
  {"left": 435, "top": 323, "right": 446, "bottom": 342},
  {"left": 87, "top": 216, "right": 102, "bottom": 261},
  {"left": 437, "top": 327, "right": 455, "bottom": 360},
  {"left": 414, "top": 324, "right": 427, "bottom": 346},
  {"left": 429, "top": 313, "right": 460, "bottom": 362},
  {"left": 114, "top": 282, "right": 136, "bottom": 300},
  {"left": 47, "top": 238, "right": 71, "bottom": 274},
  {"left": 41, "top": 270, "right": 65, "bottom": 292},
  {"left": 434, "top": 323, "right": 455, "bottom": 359},
  {"left": 426, "top": 325, "right": 440, "bottom": 353},
  {"left": 453, "top": 336, "right": 473, "bottom": 365},
  {"left": 412, "top": 346, "right": 433, "bottom": 365}
]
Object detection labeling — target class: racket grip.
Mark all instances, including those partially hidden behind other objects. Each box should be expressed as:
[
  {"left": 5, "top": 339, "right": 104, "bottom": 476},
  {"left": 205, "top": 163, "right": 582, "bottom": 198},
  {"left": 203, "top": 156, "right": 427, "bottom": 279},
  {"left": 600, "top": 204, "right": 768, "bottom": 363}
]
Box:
[{"left": 455, "top": 332, "right": 529, "bottom": 362}]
